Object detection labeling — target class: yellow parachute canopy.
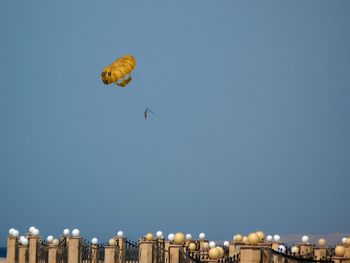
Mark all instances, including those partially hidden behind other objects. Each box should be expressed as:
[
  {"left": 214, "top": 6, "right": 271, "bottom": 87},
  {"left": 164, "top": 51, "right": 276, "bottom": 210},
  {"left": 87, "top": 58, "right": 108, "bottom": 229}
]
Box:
[{"left": 101, "top": 54, "right": 136, "bottom": 87}]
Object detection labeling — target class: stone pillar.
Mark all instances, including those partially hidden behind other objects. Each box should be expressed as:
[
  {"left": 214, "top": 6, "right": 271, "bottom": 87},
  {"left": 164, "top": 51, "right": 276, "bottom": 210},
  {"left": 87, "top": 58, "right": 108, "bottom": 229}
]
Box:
[
  {"left": 28, "top": 235, "right": 39, "bottom": 263},
  {"left": 164, "top": 241, "right": 170, "bottom": 263},
  {"left": 18, "top": 245, "right": 28, "bottom": 263},
  {"left": 240, "top": 245, "right": 261, "bottom": 263},
  {"left": 314, "top": 247, "right": 327, "bottom": 260},
  {"left": 299, "top": 244, "right": 313, "bottom": 257},
  {"left": 48, "top": 244, "right": 58, "bottom": 263},
  {"left": 68, "top": 237, "right": 81, "bottom": 263},
  {"left": 117, "top": 237, "right": 126, "bottom": 263},
  {"left": 104, "top": 245, "right": 117, "bottom": 263},
  {"left": 229, "top": 241, "right": 245, "bottom": 257},
  {"left": 7, "top": 236, "right": 18, "bottom": 263},
  {"left": 344, "top": 245, "right": 350, "bottom": 258},
  {"left": 169, "top": 244, "right": 181, "bottom": 263},
  {"left": 90, "top": 245, "right": 99, "bottom": 263},
  {"left": 139, "top": 241, "right": 153, "bottom": 263}
]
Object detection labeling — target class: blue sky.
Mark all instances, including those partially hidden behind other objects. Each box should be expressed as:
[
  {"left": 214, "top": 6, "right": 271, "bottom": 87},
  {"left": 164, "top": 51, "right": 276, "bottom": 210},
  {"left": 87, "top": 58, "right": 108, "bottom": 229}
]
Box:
[{"left": 1, "top": 1, "right": 350, "bottom": 245}]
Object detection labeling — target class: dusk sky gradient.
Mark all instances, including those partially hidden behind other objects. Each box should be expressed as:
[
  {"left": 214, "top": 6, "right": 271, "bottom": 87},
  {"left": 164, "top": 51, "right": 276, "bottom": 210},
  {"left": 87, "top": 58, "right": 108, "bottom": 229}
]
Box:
[{"left": 1, "top": 1, "right": 350, "bottom": 245}]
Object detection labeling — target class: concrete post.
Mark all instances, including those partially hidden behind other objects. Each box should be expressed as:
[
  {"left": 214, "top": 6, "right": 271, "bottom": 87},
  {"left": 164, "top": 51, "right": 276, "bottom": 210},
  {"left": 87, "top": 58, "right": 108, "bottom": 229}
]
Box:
[
  {"left": 18, "top": 245, "right": 28, "bottom": 263},
  {"left": 139, "top": 241, "right": 153, "bottom": 263},
  {"left": 164, "top": 241, "right": 170, "bottom": 263},
  {"left": 104, "top": 245, "right": 117, "bottom": 263},
  {"left": 90, "top": 245, "right": 99, "bottom": 263},
  {"left": 48, "top": 244, "right": 58, "bottom": 263},
  {"left": 28, "top": 235, "right": 39, "bottom": 263},
  {"left": 117, "top": 237, "right": 126, "bottom": 263},
  {"left": 240, "top": 245, "right": 261, "bottom": 263},
  {"left": 68, "top": 237, "right": 81, "bottom": 263},
  {"left": 299, "top": 244, "right": 313, "bottom": 257},
  {"left": 333, "top": 256, "right": 350, "bottom": 263},
  {"left": 7, "top": 236, "right": 18, "bottom": 263},
  {"left": 229, "top": 241, "right": 245, "bottom": 257},
  {"left": 344, "top": 244, "right": 350, "bottom": 258},
  {"left": 169, "top": 245, "right": 182, "bottom": 263},
  {"left": 314, "top": 247, "right": 327, "bottom": 260}
]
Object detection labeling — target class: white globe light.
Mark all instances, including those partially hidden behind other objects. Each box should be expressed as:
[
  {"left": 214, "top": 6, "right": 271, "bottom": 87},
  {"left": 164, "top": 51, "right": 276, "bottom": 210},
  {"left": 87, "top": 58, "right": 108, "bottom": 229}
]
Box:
[
  {"left": 223, "top": 241, "right": 229, "bottom": 247},
  {"left": 291, "top": 246, "right": 299, "bottom": 254},
  {"left": 209, "top": 241, "right": 216, "bottom": 248},
  {"left": 63, "top": 229, "right": 70, "bottom": 236},
  {"left": 29, "top": 227, "right": 36, "bottom": 233},
  {"left": 47, "top": 236, "right": 54, "bottom": 243},
  {"left": 117, "top": 231, "right": 124, "bottom": 237},
  {"left": 13, "top": 230, "right": 20, "bottom": 237},
  {"left": 21, "top": 238, "right": 29, "bottom": 246},
  {"left": 32, "top": 228, "right": 39, "bottom": 236},
  {"left": 9, "top": 228, "right": 15, "bottom": 236},
  {"left": 72, "top": 229, "right": 80, "bottom": 237},
  {"left": 91, "top": 238, "right": 98, "bottom": 244},
  {"left": 168, "top": 233, "right": 174, "bottom": 241},
  {"left": 342, "top": 237, "right": 347, "bottom": 244},
  {"left": 278, "top": 245, "right": 286, "bottom": 253},
  {"left": 199, "top": 233, "right": 206, "bottom": 240},
  {"left": 19, "top": 236, "right": 26, "bottom": 242},
  {"left": 186, "top": 234, "right": 192, "bottom": 240},
  {"left": 52, "top": 239, "right": 59, "bottom": 246},
  {"left": 301, "top": 235, "right": 309, "bottom": 244},
  {"left": 156, "top": 231, "right": 163, "bottom": 238},
  {"left": 266, "top": 235, "right": 273, "bottom": 242},
  {"left": 273, "top": 235, "right": 280, "bottom": 242}
]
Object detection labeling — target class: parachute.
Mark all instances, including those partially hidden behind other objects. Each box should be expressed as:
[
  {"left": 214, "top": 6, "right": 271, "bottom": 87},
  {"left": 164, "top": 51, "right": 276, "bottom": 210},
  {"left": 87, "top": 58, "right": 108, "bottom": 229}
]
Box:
[{"left": 101, "top": 54, "right": 136, "bottom": 87}]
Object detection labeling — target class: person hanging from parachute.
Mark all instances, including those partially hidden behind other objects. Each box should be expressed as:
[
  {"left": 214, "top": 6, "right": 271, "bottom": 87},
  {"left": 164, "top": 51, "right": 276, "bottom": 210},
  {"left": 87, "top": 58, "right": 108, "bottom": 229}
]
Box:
[{"left": 144, "top": 108, "right": 154, "bottom": 120}]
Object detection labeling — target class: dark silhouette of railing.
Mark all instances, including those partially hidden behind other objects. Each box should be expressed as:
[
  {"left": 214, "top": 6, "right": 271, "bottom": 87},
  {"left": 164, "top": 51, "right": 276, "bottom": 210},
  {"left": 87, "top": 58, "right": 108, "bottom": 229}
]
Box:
[{"left": 126, "top": 240, "right": 139, "bottom": 263}]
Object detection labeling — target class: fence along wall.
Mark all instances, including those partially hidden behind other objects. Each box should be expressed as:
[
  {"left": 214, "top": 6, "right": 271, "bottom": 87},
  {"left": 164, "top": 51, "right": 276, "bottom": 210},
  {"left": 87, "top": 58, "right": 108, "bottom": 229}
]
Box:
[{"left": 6, "top": 232, "right": 350, "bottom": 263}]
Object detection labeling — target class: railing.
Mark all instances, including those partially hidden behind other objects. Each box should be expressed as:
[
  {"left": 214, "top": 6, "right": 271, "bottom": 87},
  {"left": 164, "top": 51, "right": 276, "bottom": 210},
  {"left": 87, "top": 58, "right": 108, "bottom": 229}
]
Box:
[
  {"left": 261, "top": 247, "right": 334, "bottom": 263},
  {"left": 37, "top": 241, "right": 49, "bottom": 263},
  {"left": 179, "top": 248, "right": 203, "bottom": 263},
  {"left": 125, "top": 240, "right": 139, "bottom": 263},
  {"left": 57, "top": 238, "right": 68, "bottom": 263}
]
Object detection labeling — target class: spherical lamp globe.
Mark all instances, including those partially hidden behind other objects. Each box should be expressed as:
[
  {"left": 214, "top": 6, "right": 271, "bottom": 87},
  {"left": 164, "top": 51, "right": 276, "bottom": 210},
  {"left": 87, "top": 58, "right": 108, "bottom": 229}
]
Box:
[
  {"left": 63, "top": 229, "right": 70, "bottom": 237},
  {"left": 248, "top": 233, "right": 260, "bottom": 245},
  {"left": 346, "top": 238, "right": 350, "bottom": 245},
  {"left": 156, "top": 231, "right": 163, "bottom": 239},
  {"left": 29, "top": 227, "right": 36, "bottom": 234},
  {"left": 21, "top": 238, "right": 29, "bottom": 246},
  {"left": 9, "top": 228, "right": 15, "bottom": 236},
  {"left": 52, "top": 239, "right": 59, "bottom": 246},
  {"left": 72, "top": 229, "right": 80, "bottom": 237},
  {"left": 273, "top": 235, "right": 280, "bottom": 242},
  {"left": 199, "top": 233, "right": 206, "bottom": 240},
  {"left": 185, "top": 234, "right": 192, "bottom": 240},
  {"left": 91, "top": 238, "right": 98, "bottom": 245},
  {"left": 217, "top": 247, "right": 225, "bottom": 258},
  {"left": 168, "top": 233, "right": 174, "bottom": 241},
  {"left": 335, "top": 246, "right": 345, "bottom": 257},
  {"left": 12, "top": 230, "right": 20, "bottom": 237},
  {"left": 242, "top": 236, "right": 248, "bottom": 243},
  {"left": 188, "top": 243, "right": 196, "bottom": 251},
  {"left": 209, "top": 241, "right": 216, "bottom": 248},
  {"left": 47, "top": 236, "right": 54, "bottom": 243},
  {"left": 301, "top": 235, "right": 309, "bottom": 244},
  {"left": 174, "top": 233, "right": 185, "bottom": 245},
  {"left": 208, "top": 248, "right": 220, "bottom": 259},
  {"left": 145, "top": 233, "right": 153, "bottom": 241},
  {"left": 109, "top": 239, "right": 116, "bottom": 246},
  {"left": 223, "top": 241, "right": 229, "bottom": 247},
  {"left": 256, "top": 231, "right": 265, "bottom": 242},
  {"left": 266, "top": 235, "right": 273, "bottom": 242},
  {"left": 318, "top": 238, "right": 326, "bottom": 247},
  {"left": 234, "top": 234, "right": 242, "bottom": 242},
  {"left": 117, "top": 231, "right": 124, "bottom": 237}
]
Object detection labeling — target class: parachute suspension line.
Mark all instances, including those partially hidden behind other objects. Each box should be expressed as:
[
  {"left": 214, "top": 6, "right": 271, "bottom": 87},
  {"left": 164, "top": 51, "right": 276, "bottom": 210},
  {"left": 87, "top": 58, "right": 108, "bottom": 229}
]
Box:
[{"left": 147, "top": 111, "right": 299, "bottom": 226}]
